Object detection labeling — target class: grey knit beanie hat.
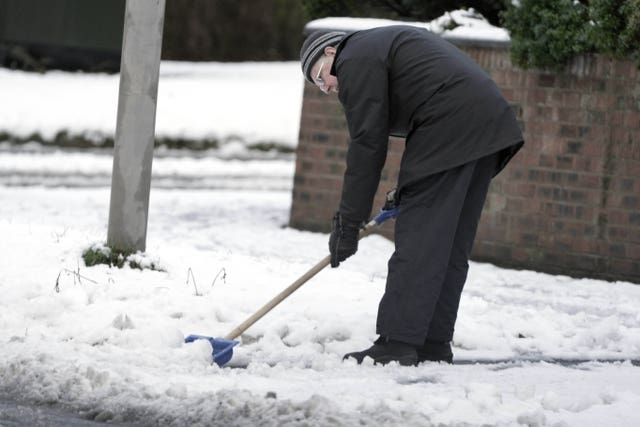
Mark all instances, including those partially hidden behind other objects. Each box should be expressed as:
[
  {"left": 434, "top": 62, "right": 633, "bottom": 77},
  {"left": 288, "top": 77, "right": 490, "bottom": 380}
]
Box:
[{"left": 300, "top": 31, "right": 346, "bottom": 83}]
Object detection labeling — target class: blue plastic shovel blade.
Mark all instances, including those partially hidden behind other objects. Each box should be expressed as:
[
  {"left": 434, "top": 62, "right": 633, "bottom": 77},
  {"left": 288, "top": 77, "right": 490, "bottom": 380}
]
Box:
[
  {"left": 185, "top": 334, "right": 239, "bottom": 366},
  {"left": 373, "top": 207, "right": 399, "bottom": 225}
]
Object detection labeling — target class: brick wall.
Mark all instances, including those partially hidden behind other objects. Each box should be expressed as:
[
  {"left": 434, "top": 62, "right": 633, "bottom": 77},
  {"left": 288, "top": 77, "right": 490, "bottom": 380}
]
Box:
[{"left": 290, "top": 42, "right": 640, "bottom": 284}]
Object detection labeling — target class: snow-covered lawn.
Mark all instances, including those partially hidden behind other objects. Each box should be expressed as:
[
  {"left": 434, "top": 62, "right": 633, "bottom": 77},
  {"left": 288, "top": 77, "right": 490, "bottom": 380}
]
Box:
[
  {"left": 1, "top": 57, "right": 639, "bottom": 425},
  {"left": 0, "top": 61, "right": 303, "bottom": 150}
]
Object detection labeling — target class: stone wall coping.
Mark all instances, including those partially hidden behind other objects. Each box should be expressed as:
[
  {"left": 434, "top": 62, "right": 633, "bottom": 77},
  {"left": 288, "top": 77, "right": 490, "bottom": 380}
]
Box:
[{"left": 302, "top": 14, "right": 511, "bottom": 50}]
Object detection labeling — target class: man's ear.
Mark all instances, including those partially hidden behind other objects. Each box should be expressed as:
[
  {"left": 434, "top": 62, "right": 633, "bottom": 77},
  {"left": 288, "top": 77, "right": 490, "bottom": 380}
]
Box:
[{"left": 324, "top": 46, "right": 337, "bottom": 56}]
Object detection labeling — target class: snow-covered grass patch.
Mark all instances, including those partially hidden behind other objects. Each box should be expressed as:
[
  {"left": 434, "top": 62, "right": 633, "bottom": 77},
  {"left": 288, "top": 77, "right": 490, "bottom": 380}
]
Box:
[{"left": 82, "top": 242, "right": 165, "bottom": 271}]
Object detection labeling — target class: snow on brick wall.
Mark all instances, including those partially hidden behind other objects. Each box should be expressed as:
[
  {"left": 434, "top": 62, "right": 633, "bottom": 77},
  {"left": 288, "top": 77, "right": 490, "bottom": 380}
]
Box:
[{"left": 290, "top": 43, "right": 640, "bottom": 284}]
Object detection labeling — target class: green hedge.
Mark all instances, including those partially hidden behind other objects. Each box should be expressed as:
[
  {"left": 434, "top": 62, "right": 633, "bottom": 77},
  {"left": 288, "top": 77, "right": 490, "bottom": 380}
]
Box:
[
  {"left": 503, "top": 0, "right": 640, "bottom": 70},
  {"left": 162, "top": 0, "right": 307, "bottom": 61}
]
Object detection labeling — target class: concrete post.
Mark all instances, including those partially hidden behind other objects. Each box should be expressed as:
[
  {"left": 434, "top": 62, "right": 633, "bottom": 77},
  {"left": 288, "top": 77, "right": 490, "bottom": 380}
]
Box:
[{"left": 107, "top": 0, "right": 165, "bottom": 253}]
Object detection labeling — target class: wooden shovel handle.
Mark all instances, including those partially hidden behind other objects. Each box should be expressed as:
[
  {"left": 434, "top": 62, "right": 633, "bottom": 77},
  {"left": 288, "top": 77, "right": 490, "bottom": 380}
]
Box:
[
  {"left": 223, "top": 218, "right": 382, "bottom": 341},
  {"left": 224, "top": 254, "right": 331, "bottom": 340}
]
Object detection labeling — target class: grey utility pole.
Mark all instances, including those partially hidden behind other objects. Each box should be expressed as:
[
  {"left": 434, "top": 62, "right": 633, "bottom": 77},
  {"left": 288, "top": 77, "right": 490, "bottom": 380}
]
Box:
[{"left": 107, "top": 0, "right": 166, "bottom": 253}]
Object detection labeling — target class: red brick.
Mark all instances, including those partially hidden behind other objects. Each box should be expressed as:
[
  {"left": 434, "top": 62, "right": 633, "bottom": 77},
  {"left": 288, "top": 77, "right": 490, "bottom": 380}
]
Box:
[
  {"left": 630, "top": 105, "right": 640, "bottom": 127},
  {"left": 558, "top": 109, "right": 586, "bottom": 123},
  {"left": 574, "top": 157, "right": 600, "bottom": 173},
  {"left": 627, "top": 243, "right": 640, "bottom": 260},
  {"left": 609, "top": 258, "right": 639, "bottom": 279}
]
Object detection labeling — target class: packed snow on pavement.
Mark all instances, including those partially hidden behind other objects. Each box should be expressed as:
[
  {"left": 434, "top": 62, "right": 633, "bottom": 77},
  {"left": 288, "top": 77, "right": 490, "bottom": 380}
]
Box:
[
  {"left": 2, "top": 16, "right": 640, "bottom": 427},
  {"left": 2, "top": 180, "right": 640, "bottom": 426}
]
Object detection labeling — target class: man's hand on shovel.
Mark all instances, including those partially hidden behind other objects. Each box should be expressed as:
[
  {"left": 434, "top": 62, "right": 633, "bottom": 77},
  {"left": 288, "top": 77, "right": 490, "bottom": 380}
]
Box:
[
  {"left": 328, "top": 212, "right": 360, "bottom": 267},
  {"left": 329, "top": 189, "right": 398, "bottom": 268}
]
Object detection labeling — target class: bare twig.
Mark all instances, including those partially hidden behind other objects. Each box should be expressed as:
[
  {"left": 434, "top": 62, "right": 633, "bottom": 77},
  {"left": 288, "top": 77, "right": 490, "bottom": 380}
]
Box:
[
  {"left": 211, "top": 268, "right": 227, "bottom": 288},
  {"left": 186, "top": 267, "right": 201, "bottom": 296},
  {"left": 54, "top": 268, "right": 99, "bottom": 293},
  {"left": 54, "top": 271, "right": 61, "bottom": 293}
]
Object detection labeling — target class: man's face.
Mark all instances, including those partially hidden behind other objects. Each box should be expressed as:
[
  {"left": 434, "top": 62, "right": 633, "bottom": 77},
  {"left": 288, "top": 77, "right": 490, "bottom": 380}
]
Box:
[{"left": 311, "top": 48, "right": 339, "bottom": 94}]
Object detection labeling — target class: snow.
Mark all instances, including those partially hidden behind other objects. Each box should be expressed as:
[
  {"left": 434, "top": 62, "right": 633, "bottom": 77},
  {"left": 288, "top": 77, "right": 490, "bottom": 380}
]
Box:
[
  {"left": 1, "top": 16, "right": 640, "bottom": 426},
  {"left": 0, "top": 61, "right": 303, "bottom": 151},
  {"left": 2, "top": 181, "right": 640, "bottom": 426},
  {"left": 2, "top": 182, "right": 640, "bottom": 426}
]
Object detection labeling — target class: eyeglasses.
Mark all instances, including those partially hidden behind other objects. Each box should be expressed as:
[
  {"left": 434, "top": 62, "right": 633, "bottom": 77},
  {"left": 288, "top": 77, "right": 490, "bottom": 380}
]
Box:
[{"left": 314, "top": 59, "right": 328, "bottom": 93}]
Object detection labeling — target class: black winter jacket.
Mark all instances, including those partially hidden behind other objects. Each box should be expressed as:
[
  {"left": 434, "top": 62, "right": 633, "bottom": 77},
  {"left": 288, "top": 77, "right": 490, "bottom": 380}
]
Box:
[{"left": 331, "top": 25, "right": 524, "bottom": 223}]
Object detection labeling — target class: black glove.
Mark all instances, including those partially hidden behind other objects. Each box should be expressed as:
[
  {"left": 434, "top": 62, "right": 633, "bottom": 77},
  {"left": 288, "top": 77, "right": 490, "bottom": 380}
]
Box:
[{"left": 328, "top": 211, "right": 360, "bottom": 268}]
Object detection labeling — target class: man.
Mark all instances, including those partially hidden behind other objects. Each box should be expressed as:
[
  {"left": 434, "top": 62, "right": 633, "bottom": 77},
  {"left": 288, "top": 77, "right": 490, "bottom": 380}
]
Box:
[{"left": 300, "top": 26, "right": 523, "bottom": 366}]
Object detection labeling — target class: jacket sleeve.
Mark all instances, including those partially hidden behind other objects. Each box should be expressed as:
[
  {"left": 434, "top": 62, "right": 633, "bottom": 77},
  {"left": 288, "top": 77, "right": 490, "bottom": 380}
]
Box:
[{"left": 336, "top": 56, "right": 390, "bottom": 223}]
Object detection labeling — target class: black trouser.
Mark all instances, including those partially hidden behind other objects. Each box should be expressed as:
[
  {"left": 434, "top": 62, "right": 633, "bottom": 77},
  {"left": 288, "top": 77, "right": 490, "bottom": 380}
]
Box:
[{"left": 376, "top": 152, "right": 499, "bottom": 346}]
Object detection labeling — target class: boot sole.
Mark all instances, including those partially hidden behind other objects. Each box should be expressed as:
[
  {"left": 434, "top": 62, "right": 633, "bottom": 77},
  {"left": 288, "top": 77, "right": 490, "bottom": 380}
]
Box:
[
  {"left": 375, "top": 355, "right": 418, "bottom": 366},
  {"left": 417, "top": 357, "right": 453, "bottom": 364}
]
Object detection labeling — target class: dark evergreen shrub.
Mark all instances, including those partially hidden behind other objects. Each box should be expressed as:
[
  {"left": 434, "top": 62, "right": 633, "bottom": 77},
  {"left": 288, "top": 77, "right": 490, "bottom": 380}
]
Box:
[
  {"left": 502, "top": 0, "right": 592, "bottom": 70},
  {"left": 503, "top": 0, "right": 640, "bottom": 69},
  {"left": 588, "top": 0, "right": 640, "bottom": 63}
]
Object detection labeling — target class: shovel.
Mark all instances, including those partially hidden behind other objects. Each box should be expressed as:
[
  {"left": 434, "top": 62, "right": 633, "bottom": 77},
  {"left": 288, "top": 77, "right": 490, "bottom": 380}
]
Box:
[{"left": 186, "top": 193, "right": 399, "bottom": 366}]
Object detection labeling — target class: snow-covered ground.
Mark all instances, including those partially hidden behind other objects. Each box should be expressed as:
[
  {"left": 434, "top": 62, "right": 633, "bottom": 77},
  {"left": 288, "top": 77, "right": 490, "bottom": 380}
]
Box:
[
  {"left": 2, "top": 16, "right": 640, "bottom": 426},
  {"left": 2, "top": 169, "right": 640, "bottom": 426}
]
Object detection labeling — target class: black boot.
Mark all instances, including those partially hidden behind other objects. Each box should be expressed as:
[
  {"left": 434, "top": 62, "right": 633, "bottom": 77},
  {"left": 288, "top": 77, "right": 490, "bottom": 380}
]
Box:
[
  {"left": 343, "top": 337, "right": 418, "bottom": 366},
  {"left": 417, "top": 339, "right": 453, "bottom": 364}
]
